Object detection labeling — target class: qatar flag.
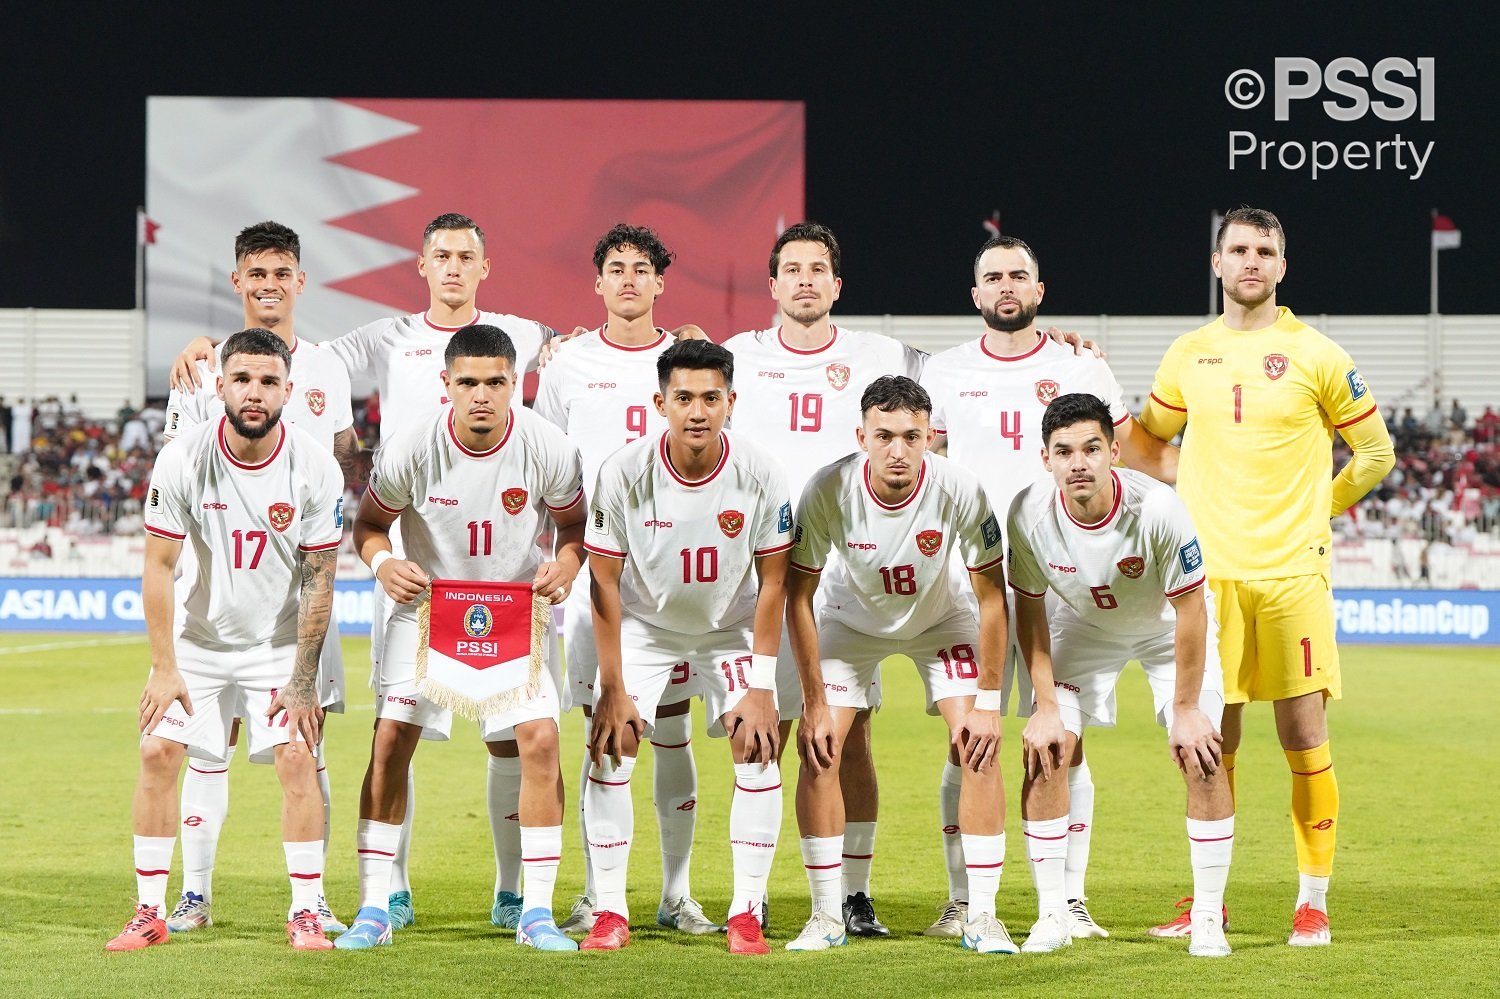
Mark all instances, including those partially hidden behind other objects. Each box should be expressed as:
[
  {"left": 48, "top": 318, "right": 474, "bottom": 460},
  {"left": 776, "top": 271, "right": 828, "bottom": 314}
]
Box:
[{"left": 145, "top": 98, "right": 804, "bottom": 392}]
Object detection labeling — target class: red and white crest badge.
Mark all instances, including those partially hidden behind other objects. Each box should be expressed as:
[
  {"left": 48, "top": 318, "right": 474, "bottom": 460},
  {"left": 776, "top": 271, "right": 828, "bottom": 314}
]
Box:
[
  {"left": 304, "top": 388, "right": 326, "bottom": 416},
  {"left": 1264, "top": 354, "right": 1289, "bottom": 380},
  {"left": 1117, "top": 556, "right": 1145, "bottom": 579},
  {"left": 915, "top": 529, "right": 943, "bottom": 557},
  {"left": 501, "top": 488, "right": 528, "bottom": 516},
  {"left": 1035, "top": 379, "right": 1061, "bottom": 405},
  {"left": 826, "top": 362, "right": 851, "bottom": 391},
  {"left": 268, "top": 502, "right": 295, "bottom": 533},
  {"left": 718, "top": 510, "right": 745, "bottom": 539}
]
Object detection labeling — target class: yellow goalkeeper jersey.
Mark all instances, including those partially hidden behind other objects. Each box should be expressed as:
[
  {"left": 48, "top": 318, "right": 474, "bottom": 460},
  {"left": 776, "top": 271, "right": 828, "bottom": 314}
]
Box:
[{"left": 1138, "top": 307, "right": 1379, "bottom": 581}]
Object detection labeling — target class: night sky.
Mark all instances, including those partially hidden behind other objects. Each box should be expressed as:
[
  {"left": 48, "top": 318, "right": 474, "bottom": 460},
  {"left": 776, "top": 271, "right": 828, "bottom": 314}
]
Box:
[{"left": 1, "top": 5, "right": 1490, "bottom": 316}]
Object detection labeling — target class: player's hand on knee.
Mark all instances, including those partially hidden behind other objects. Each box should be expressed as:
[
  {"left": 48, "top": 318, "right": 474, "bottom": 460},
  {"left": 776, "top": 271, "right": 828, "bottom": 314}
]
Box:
[
  {"left": 1021, "top": 710, "right": 1066, "bottom": 781},
  {"left": 1169, "top": 708, "right": 1223, "bottom": 780},
  {"left": 955, "top": 705, "right": 1001, "bottom": 773},
  {"left": 727, "top": 689, "right": 779, "bottom": 764},
  {"left": 170, "top": 336, "right": 218, "bottom": 391},
  {"left": 797, "top": 701, "right": 839, "bottom": 775},
  {"left": 139, "top": 667, "right": 192, "bottom": 733},
  {"left": 589, "top": 687, "right": 642, "bottom": 767},
  {"left": 268, "top": 689, "right": 323, "bottom": 748},
  {"left": 376, "top": 558, "right": 430, "bottom": 603},
  {"left": 1042, "top": 326, "right": 1103, "bottom": 358},
  {"left": 531, "top": 560, "right": 576, "bottom": 604}
]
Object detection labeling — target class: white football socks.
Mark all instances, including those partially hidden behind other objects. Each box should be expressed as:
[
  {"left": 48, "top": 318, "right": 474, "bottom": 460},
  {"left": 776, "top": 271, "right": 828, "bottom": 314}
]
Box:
[
  {"left": 133, "top": 835, "right": 175, "bottom": 914},
  {"left": 962, "top": 832, "right": 1005, "bottom": 919},
  {"left": 487, "top": 755, "right": 523, "bottom": 895},
  {"left": 1023, "top": 816, "right": 1070, "bottom": 914},
  {"left": 356, "top": 819, "right": 401, "bottom": 912},
  {"left": 801, "top": 835, "right": 843, "bottom": 915},
  {"left": 940, "top": 761, "right": 968, "bottom": 901},
  {"left": 651, "top": 712, "right": 698, "bottom": 901},
  {"left": 520, "top": 825, "right": 563, "bottom": 918},
  {"left": 389, "top": 764, "right": 414, "bottom": 893},
  {"left": 584, "top": 755, "right": 637, "bottom": 917},
  {"left": 842, "top": 821, "right": 876, "bottom": 898},
  {"left": 1187, "top": 816, "right": 1235, "bottom": 916},
  {"left": 1065, "top": 761, "right": 1095, "bottom": 901},
  {"left": 728, "top": 761, "right": 782, "bottom": 919},
  {"left": 179, "top": 745, "right": 234, "bottom": 900},
  {"left": 284, "top": 840, "right": 324, "bottom": 916}
]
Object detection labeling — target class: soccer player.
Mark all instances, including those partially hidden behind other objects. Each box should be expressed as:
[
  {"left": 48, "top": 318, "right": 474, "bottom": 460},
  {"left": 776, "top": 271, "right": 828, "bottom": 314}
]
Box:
[
  {"left": 919, "top": 234, "right": 1175, "bottom": 938},
  {"left": 721, "top": 222, "right": 927, "bottom": 936},
  {"left": 1007, "top": 393, "right": 1233, "bottom": 957},
  {"left": 582, "top": 339, "right": 792, "bottom": 955},
  {"left": 1137, "top": 208, "right": 1394, "bottom": 946},
  {"left": 160, "top": 221, "right": 355, "bottom": 935},
  {"left": 786, "top": 375, "right": 1013, "bottom": 954},
  {"left": 337, "top": 324, "right": 585, "bottom": 951},
  {"left": 533, "top": 224, "right": 717, "bottom": 936},
  {"left": 171, "top": 213, "right": 555, "bottom": 932},
  {"left": 107, "top": 328, "right": 344, "bottom": 952}
]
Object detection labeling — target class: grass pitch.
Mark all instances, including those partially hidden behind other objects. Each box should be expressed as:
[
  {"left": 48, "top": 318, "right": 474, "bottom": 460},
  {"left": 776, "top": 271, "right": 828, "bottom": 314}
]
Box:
[{"left": 0, "top": 632, "right": 1495, "bottom": 997}]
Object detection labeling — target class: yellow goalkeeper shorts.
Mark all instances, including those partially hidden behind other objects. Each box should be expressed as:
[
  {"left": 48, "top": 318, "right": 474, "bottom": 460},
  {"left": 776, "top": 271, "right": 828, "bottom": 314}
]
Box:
[{"left": 1210, "top": 573, "right": 1341, "bottom": 704}]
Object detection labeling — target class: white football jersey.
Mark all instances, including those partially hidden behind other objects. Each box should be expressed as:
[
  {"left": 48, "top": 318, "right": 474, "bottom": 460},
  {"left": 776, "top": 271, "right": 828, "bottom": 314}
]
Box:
[
  {"left": 792, "top": 452, "right": 1003, "bottom": 640},
  {"left": 1006, "top": 468, "right": 1205, "bottom": 636},
  {"left": 723, "top": 327, "right": 928, "bottom": 499},
  {"left": 368, "top": 406, "right": 584, "bottom": 624},
  {"left": 923, "top": 335, "right": 1129, "bottom": 517},
  {"left": 532, "top": 326, "right": 671, "bottom": 490},
  {"left": 164, "top": 337, "right": 354, "bottom": 450},
  {"left": 145, "top": 418, "right": 345, "bottom": 649},
  {"left": 585, "top": 431, "right": 793, "bottom": 635},
  {"left": 322, "top": 311, "right": 548, "bottom": 432}
]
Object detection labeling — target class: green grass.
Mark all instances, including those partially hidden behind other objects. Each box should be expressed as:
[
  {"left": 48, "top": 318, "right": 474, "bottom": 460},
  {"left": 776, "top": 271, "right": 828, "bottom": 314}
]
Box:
[{"left": 0, "top": 633, "right": 1495, "bottom": 997}]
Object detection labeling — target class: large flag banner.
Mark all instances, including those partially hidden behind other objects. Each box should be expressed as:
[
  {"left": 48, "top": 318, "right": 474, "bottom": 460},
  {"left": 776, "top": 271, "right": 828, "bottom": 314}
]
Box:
[
  {"left": 145, "top": 98, "right": 805, "bottom": 390},
  {"left": 417, "top": 579, "right": 550, "bottom": 720}
]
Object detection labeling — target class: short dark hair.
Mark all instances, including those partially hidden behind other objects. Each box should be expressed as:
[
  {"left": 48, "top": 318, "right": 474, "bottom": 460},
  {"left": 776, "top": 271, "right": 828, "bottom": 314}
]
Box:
[
  {"left": 424, "top": 212, "right": 485, "bottom": 248},
  {"left": 444, "top": 324, "right": 516, "bottom": 369},
  {"left": 235, "top": 221, "right": 300, "bottom": 265},
  {"left": 657, "top": 339, "right": 734, "bottom": 392},
  {"left": 1041, "top": 393, "right": 1115, "bottom": 445},
  {"left": 221, "top": 327, "right": 292, "bottom": 375},
  {"left": 769, "top": 221, "right": 842, "bottom": 278},
  {"left": 861, "top": 375, "right": 931, "bottom": 418},
  {"left": 1215, "top": 206, "right": 1285, "bottom": 254},
  {"left": 973, "top": 234, "right": 1039, "bottom": 278},
  {"left": 593, "top": 223, "right": 674, "bottom": 274}
]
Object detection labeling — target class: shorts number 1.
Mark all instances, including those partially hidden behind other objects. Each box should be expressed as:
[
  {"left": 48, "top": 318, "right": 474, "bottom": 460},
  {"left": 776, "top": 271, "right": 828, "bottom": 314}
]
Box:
[{"left": 1300, "top": 636, "right": 1312, "bottom": 677}]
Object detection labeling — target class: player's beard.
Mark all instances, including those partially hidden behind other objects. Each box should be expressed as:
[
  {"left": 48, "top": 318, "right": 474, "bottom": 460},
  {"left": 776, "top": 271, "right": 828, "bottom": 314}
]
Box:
[
  {"left": 226, "top": 404, "right": 283, "bottom": 440},
  {"left": 1223, "top": 276, "right": 1276, "bottom": 311},
  {"left": 981, "top": 298, "right": 1038, "bottom": 333}
]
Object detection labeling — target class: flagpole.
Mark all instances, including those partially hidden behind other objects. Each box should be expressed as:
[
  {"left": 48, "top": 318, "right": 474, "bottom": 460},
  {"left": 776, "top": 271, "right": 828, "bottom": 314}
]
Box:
[
  {"left": 1429, "top": 208, "right": 1439, "bottom": 315},
  {"left": 135, "top": 206, "right": 146, "bottom": 312},
  {"left": 1209, "top": 210, "right": 1219, "bottom": 317}
]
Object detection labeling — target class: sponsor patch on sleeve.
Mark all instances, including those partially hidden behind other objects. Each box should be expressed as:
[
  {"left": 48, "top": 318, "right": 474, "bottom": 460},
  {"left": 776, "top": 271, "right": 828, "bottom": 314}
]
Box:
[
  {"left": 1345, "top": 367, "right": 1368, "bottom": 401},
  {"left": 1179, "top": 537, "right": 1203, "bottom": 575},
  {"left": 591, "top": 508, "right": 610, "bottom": 534},
  {"left": 148, "top": 487, "right": 160, "bottom": 509},
  {"left": 980, "top": 513, "right": 1002, "bottom": 549},
  {"left": 334, "top": 497, "right": 344, "bottom": 529},
  {"left": 793, "top": 524, "right": 804, "bottom": 547},
  {"left": 778, "top": 501, "right": 793, "bottom": 534}
]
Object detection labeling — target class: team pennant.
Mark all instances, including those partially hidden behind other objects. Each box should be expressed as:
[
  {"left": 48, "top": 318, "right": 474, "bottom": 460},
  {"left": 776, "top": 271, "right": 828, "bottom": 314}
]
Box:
[{"left": 416, "top": 579, "right": 549, "bottom": 721}]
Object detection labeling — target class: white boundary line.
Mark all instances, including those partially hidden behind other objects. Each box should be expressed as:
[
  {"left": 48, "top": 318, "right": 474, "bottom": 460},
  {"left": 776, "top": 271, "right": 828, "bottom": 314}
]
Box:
[{"left": 0, "top": 635, "right": 146, "bottom": 658}]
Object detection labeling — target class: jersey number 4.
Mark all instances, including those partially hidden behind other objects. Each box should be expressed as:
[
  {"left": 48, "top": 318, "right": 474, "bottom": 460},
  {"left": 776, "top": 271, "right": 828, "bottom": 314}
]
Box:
[{"left": 999, "top": 410, "right": 1023, "bottom": 450}]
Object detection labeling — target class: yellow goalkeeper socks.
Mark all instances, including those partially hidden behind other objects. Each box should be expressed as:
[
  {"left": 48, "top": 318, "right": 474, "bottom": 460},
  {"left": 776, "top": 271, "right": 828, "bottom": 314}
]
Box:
[{"left": 1285, "top": 741, "right": 1338, "bottom": 877}]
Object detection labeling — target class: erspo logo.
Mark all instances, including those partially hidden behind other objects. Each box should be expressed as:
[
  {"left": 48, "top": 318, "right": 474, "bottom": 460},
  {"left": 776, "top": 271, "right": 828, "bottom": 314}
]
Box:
[{"left": 1223, "top": 57, "right": 1436, "bottom": 180}]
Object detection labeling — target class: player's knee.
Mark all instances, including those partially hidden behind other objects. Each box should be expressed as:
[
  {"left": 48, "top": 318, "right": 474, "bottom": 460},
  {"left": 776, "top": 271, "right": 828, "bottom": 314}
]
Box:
[
  {"left": 139, "top": 737, "right": 184, "bottom": 778},
  {"left": 510, "top": 724, "right": 560, "bottom": 770}
]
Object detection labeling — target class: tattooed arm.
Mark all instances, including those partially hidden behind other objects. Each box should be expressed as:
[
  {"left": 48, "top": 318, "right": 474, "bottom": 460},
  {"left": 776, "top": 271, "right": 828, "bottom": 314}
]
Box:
[
  {"left": 333, "top": 426, "right": 370, "bottom": 487},
  {"left": 266, "top": 547, "right": 338, "bottom": 747}
]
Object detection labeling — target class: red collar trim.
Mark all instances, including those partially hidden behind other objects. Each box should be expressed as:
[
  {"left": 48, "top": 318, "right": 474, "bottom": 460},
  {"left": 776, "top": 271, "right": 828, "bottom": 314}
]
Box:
[
  {"left": 446, "top": 408, "right": 513, "bottom": 457},
  {"left": 425, "top": 310, "right": 481, "bottom": 333},
  {"left": 776, "top": 325, "right": 839, "bottom": 355},
  {"left": 660, "top": 431, "right": 729, "bottom": 487},
  {"left": 1059, "top": 470, "right": 1122, "bottom": 531},
  {"left": 216, "top": 417, "right": 286, "bottom": 470},
  {"left": 979, "top": 333, "right": 1046, "bottom": 362},
  {"left": 601, "top": 326, "right": 668, "bottom": 352},
  {"left": 863, "top": 458, "right": 926, "bottom": 510}
]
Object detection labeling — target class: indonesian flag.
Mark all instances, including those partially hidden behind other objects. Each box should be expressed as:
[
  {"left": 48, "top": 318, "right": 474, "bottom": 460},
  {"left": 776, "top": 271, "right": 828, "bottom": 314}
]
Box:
[
  {"left": 416, "top": 579, "right": 550, "bottom": 721},
  {"left": 1433, "top": 213, "right": 1461, "bottom": 250},
  {"left": 137, "top": 206, "right": 160, "bottom": 245},
  {"left": 983, "top": 210, "right": 1001, "bottom": 237}
]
